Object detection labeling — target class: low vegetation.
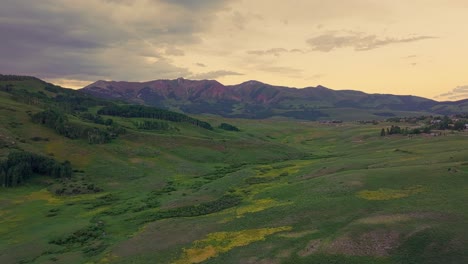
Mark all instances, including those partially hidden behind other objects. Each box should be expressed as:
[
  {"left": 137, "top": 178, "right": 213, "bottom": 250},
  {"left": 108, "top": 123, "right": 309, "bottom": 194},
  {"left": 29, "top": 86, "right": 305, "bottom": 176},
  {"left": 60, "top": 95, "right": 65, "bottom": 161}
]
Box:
[{"left": 136, "top": 194, "right": 243, "bottom": 224}]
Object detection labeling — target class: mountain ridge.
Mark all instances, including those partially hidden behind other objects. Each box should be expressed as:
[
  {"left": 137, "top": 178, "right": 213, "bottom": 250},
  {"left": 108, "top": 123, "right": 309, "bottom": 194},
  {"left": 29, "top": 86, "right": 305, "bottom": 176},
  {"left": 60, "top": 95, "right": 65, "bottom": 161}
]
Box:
[
  {"left": 2, "top": 74, "right": 465, "bottom": 120},
  {"left": 83, "top": 78, "right": 440, "bottom": 102},
  {"left": 80, "top": 77, "right": 468, "bottom": 120}
]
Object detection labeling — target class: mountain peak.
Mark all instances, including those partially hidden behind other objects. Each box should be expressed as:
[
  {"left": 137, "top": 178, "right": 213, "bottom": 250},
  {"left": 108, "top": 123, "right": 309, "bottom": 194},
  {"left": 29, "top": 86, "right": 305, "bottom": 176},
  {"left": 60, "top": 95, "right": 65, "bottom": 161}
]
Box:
[
  {"left": 79, "top": 77, "right": 460, "bottom": 120},
  {"left": 235, "top": 80, "right": 270, "bottom": 87},
  {"left": 316, "top": 85, "right": 329, "bottom": 89}
]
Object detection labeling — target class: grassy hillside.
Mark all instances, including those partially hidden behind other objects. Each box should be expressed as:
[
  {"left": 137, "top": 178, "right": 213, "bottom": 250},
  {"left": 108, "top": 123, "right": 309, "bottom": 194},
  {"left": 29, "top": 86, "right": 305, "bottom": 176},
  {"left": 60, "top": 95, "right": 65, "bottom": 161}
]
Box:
[{"left": 0, "top": 76, "right": 467, "bottom": 263}]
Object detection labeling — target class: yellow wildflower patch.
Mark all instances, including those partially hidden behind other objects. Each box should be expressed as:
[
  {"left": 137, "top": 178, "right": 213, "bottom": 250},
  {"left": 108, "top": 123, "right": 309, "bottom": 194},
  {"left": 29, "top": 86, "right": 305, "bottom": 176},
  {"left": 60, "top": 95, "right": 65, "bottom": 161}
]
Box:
[
  {"left": 235, "top": 199, "right": 291, "bottom": 218},
  {"left": 173, "top": 226, "right": 292, "bottom": 264},
  {"left": 80, "top": 206, "right": 111, "bottom": 217},
  {"left": 219, "top": 198, "right": 291, "bottom": 223},
  {"left": 244, "top": 182, "right": 287, "bottom": 198},
  {"left": 14, "top": 189, "right": 62, "bottom": 205},
  {"left": 357, "top": 186, "right": 425, "bottom": 201},
  {"left": 182, "top": 245, "right": 217, "bottom": 263},
  {"left": 254, "top": 160, "right": 313, "bottom": 178}
]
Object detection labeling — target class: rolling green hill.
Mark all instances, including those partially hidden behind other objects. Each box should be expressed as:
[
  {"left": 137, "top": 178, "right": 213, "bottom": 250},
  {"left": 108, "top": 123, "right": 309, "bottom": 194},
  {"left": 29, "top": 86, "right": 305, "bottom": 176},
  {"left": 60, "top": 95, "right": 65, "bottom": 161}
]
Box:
[{"left": 0, "top": 75, "right": 467, "bottom": 263}]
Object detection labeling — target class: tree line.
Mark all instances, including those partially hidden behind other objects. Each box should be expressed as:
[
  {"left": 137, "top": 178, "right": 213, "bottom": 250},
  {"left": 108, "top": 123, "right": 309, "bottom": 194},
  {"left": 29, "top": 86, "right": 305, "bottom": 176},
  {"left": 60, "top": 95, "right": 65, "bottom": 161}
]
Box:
[
  {"left": 1, "top": 77, "right": 108, "bottom": 114},
  {"left": 0, "top": 151, "right": 72, "bottom": 187},
  {"left": 97, "top": 104, "right": 213, "bottom": 130},
  {"left": 0, "top": 74, "right": 44, "bottom": 82},
  {"left": 31, "top": 109, "right": 123, "bottom": 144},
  {"left": 133, "top": 120, "right": 171, "bottom": 131},
  {"left": 429, "top": 116, "right": 466, "bottom": 131},
  {"left": 79, "top": 112, "right": 113, "bottom": 126},
  {"left": 380, "top": 125, "right": 431, "bottom": 136},
  {"left": 218, "top": 123, "right": 240, "bottom": 131}
]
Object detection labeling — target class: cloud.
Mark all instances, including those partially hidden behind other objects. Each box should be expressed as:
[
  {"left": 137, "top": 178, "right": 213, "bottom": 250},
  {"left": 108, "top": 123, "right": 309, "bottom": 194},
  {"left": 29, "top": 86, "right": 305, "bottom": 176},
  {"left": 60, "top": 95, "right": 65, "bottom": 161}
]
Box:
[
  {"left": 454, "top": 86, "right": 468, "bottom": 93},
  {"left": 0, "top": 0, "right": 234, "bottom": 82},
  {"left": 165, "top": 46, "right": 185, "bottom": 56},
  {"left": 259, "top": 66, "right": 302, "bottom": 75},
  {"left": 247, "top": 48, "right": 305, "bottom": 56},
  {"left": 290, "top": 49, "right": 305, "bottom": 53},
  {"left": 230, "top": 11, "right": 263, "bottom": 30},
  {"left": 247, "top": 48, "right": 287, "bottom": 56},
  {"left": 164, "top": 0, "right": 234, "bottom": 10},
  {"left": 435, "top": 85, "right": 468, "bottom": 101},
  {"left": 306, "top": 31, "right": 436, "bottom": 52},
  {"left": 309, "top": 73, "right": 325, "bottom": 79},
  {"left": 190, "top": 70, "right": 243, "bottom": 80}
]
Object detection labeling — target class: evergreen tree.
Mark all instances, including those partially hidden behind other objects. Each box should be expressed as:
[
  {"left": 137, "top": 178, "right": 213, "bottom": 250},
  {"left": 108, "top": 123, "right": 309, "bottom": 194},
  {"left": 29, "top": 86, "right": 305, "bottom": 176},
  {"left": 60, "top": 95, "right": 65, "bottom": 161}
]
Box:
[
  {"left": 380, "top": 128, "right": 386, "bottom": 136},
  {"left": 0, "top": 151, "right": 73, "bottom": 187},
  {"left": 219, "top": 123, "right": 240, "bottom": 131},
  {"left": 98, "top": 104, "right": 213, "bottom": 130}
]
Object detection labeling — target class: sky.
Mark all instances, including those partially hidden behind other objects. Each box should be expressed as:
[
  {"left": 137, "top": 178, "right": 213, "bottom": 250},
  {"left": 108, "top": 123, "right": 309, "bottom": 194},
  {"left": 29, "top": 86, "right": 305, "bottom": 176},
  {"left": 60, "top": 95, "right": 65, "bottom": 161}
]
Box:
[{"left": 1, "top": 0, "right": 467, "bottom": 101}]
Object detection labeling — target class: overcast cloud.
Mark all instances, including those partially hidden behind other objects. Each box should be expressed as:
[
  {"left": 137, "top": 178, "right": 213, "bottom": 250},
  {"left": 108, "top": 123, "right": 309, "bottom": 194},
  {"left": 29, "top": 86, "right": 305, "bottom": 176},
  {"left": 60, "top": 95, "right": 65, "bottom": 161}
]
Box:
[
  {"left": 307, "top": 31, "right": 436, "bottom": 52},
  {"left": 0, "top": 0, "right": 234, "bottom": 81},
  {"left": 0, "top": 0, "right": 466, "bottom": 100},
  {"left": 190, "top": 70, "right": 244, "bottom": 80},
  {"left": 436, "top": 85, "right": 468, "bottom": 101}
]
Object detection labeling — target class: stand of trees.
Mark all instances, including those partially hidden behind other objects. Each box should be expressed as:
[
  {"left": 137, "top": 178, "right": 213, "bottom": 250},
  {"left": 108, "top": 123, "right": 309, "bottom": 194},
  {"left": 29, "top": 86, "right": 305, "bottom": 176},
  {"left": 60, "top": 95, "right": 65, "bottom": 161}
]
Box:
[
  {"left": 31, "top": 109, "right": 123, "bottom": 144},
  {"left": 133, "top": 120, "right": 170, "bottom": 131},
  {"left": 0, "top": 151, "right": 72, "bottom": 187},
  {"left": 0, "top": 74, "right": 45, "bottom": 82},
  {"left": 430, "top": 116, "right": 467, "bottom": 131},
  {"left": 386, "top": 115, "right": 467, "bottom": 131},
  {"left": 98, "top": 104, "right": 213, "bottom": 130},
  {"left": 380, "top": 125, "right": 431, "bottom": 136},
  {"left": 218, "top": 123, "right": 240, "bottom": 131},
  {"left": 31, "top": 109, "right": 70, "bottom": 136},
  {"left": 0, "top": 75, "right": 106, "bottom": 113},
  {"left": 79, "top": 113, "right": 113, "bottom": 126},
  {"left": 0, "top": 84, "right": 13, "bottom": 92},
  {"left": 53, "top": 93, "right": 105, "bottom": 113}
]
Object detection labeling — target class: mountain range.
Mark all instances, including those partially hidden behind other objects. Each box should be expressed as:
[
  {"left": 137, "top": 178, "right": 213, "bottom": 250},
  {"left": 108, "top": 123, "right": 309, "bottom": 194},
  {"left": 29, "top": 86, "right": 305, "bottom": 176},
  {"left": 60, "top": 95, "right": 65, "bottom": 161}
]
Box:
[{"left": 81, "top": 78, "right": 468, "bottom": 120}]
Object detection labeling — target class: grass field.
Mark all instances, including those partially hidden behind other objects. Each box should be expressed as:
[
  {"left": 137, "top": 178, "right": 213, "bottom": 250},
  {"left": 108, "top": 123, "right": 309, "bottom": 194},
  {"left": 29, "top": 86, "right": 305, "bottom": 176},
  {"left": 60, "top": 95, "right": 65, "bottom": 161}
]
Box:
[{"left": 0, "top": 84, "right": 467, "bottom": 264}]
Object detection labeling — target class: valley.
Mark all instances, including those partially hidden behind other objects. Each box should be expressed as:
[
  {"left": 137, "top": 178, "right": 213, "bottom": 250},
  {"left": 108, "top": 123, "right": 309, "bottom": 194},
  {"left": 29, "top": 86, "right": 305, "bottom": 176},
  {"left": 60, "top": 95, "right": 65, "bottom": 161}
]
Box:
[{"left": 0, "top": 76, "right": 467, "bottom": 264}]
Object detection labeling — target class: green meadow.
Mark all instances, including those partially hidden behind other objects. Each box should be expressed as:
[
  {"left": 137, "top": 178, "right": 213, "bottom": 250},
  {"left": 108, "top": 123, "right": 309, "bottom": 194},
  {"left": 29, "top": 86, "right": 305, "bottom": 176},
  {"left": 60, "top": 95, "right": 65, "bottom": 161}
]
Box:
[{"left": 0, "top": 81, "right": 467, "bottom": 264}]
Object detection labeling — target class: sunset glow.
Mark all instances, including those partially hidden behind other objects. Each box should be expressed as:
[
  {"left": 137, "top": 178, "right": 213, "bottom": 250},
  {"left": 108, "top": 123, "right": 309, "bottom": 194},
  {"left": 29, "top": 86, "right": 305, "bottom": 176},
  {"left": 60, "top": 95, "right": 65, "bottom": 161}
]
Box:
[{"left": 1, "top": 0, "right": 467, "bottom": 100}]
